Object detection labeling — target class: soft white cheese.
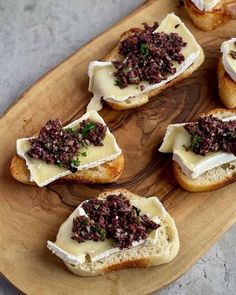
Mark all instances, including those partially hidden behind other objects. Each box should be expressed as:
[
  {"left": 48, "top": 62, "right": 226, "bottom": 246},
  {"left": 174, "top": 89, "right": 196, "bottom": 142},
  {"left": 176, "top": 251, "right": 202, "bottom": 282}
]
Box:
[
  {"left": 221, "top": 38, "right": 236, "bottom": 82},
  {"left": 47, "top": 196, "right": 166, "bottom": 265},
  {"left": 16, "top": 110, "right": 122, "bottom": 187},
  {"left": 87, "top": 13, "right": 201, "bottom": 112},
  {"left": 191, "top": 0, "right": 221, "bottom": 11},
  {"left": 159, "top": 115, "right": 236, "bottom": 179}
]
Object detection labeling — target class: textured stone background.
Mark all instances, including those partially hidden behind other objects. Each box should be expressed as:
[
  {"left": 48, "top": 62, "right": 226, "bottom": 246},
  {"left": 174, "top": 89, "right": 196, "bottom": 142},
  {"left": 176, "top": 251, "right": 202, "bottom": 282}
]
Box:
[{"left": 0, "top": 1, "right": 236, "bottom": 294}]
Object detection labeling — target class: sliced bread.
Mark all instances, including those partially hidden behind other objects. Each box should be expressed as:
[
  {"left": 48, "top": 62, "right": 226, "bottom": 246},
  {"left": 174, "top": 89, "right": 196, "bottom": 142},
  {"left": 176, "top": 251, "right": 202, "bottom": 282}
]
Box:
[
  {"left": 49, "top": 189, "right": 179, "bottom": 276},
  {"left": 90, "top": 14, "right": 204, "bottom": 111},
  {"left": 218, "top": 57, "right": 236, "bottom": 109},
  {"left": 10, "top": 153, "right": 124, "bottom": 186},
  {"left": 173, "top": 108, "right": 236, "bottom": 192},
  {"left": 184, "top": 0, "right": 232, "bottom": 31}
]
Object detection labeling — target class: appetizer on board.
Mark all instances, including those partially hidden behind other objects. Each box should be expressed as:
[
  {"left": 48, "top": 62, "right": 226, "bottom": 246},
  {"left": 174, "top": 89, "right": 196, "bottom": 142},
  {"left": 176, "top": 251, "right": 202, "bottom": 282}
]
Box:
[
  {"left": 184, "top": 0, "right": 236, "bottom": 31},
  {"left": 47, "top": 189, "right": 179, "bottom": 276},
  {"left": 87, "top": 13, "right": 204, "bottom": 111},
  {"left": 159, "top": 108, "right": 236, "bottom": 192},
  {"left": 11, "top": 111, "right": 124, "bottom": 187},
  {"left": 218, "top": 38, "right": 236, "bottom": 108}
]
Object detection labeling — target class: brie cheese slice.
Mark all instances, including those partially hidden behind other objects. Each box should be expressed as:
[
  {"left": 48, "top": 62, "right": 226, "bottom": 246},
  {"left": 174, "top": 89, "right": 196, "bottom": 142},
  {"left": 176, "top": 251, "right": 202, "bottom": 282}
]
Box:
[
  {"left": 47, "top": 196, "right": 166, "bottom": 265},
  {"left": 221, "top": 38, "right": 236, "bottom": 82},
  {"left": 191, "top": 0, "right": 221, "bottom": 11},
  {"left": 16, "top": 110, "right": 122, "bottom": 187},
  {"left": 87, "top": 13, "right": 201, "bottom": 112},
  {"left": 159, "top": 115, "right": 236, "bottom": 179}
]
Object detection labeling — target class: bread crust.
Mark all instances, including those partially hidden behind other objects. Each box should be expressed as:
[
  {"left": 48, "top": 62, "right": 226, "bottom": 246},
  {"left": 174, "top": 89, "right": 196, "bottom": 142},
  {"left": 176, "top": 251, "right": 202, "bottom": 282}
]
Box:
[
  {"left": 218, "top": 57, "right": 236, "bottom": 108},
  {"left": 173, "top": 108, "right": 236, "bottom": 192},
  {"left": 62, "top": 189, "right": 179, "bottom": 276},
  {"left": 173, "top": 161, "right": 236, "bottom": 192},
  {"left": 102, "top": 26, "right": 205, "bottom": 111},
  {"left": 184, "top": 0, "right": 232, "bottom": 31},
  {"left": 10, "top": 153, "right": 124, "bottom": 186}
]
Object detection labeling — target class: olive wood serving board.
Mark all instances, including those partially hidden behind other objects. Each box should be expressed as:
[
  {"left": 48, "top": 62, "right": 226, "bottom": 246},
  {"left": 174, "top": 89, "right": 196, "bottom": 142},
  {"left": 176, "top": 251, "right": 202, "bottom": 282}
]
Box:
[{"left": 0, "top": 0, "right": 236, "bottom": 294}]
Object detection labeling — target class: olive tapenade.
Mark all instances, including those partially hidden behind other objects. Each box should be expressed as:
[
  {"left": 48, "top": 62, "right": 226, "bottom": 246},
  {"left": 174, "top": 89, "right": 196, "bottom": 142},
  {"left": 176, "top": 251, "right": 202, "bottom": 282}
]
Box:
[
  {"left": 184, "top": 115, "right": 236, "bottom": 156},
  {"left": 28, "top": 119, "right": 107, "bottom": 172},
  {"left": 71, "top": 194, "right": 159, "bottom": 249},
  {"left": 112, "top": 22, "right": 187, "bottom": 89}
]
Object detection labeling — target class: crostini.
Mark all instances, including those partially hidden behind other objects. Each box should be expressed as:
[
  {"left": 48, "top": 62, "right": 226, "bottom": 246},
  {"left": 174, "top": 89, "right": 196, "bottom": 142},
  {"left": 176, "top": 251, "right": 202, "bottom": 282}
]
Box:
[
  {"left": 11, "top": 110, "right": 124, "bottom": 187},
  {"left": 184, "top": 0, "right": 236, "bottom": 31},
  {"left": 218, "top": 38, "right": 236, "bottom": 108},
  {"left": 47, "top": 189, "right": 179, "bottom": 276},
  {"left": 159, "top": 108, "right": 236, "bottom": 192},
  {"left": 87, "top": 13, "right": 204, "bottom": 111}
]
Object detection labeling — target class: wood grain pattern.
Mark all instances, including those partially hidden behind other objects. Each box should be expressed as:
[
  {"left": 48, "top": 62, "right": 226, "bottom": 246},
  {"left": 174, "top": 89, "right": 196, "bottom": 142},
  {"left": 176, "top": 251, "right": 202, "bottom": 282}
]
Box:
[{"left": 0, "top": 0, "right": 236, "bottom": 294}]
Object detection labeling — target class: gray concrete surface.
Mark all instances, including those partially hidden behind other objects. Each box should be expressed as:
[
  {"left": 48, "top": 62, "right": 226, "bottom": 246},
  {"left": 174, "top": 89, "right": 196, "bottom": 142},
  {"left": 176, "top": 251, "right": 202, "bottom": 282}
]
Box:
[{"left": 0, "top": 1, "right": 235, "bottom": 294}]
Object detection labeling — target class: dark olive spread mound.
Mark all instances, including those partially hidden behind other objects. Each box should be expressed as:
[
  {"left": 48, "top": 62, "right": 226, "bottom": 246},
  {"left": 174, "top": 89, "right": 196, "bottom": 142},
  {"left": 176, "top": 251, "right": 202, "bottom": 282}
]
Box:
[
  {"left": 184, "top": 115, "right": 236, "bottom": 156},
  {"left": 71, "top": 194, "right": 159, "bottom": 250},
  {"left": 112, "top": 22, "right": 187, "bottom": 89},
  {"left": 28, "top": 119, "right": 107, "bottom": 172}
]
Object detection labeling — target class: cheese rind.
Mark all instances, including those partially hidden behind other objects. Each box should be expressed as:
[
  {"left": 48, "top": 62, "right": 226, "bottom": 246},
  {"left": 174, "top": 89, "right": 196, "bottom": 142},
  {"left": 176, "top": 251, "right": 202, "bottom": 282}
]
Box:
[
  {"left": 221, "top": 38, "right": 236, "bottom": 82},
  {"left": 87, "top": 13, "right": 201, "bottom": 111},
  {"left": 191, "top": 0, "right": 221, "bottom": 11},
  {"left": 47, "top": 197, "right": 166, "bottom": 265},
  {"left": 159, "top": 115, "right": 236, "bottom": 179},
  {"left": 16, "top": 110, "right": 122, "bottom": 187}
]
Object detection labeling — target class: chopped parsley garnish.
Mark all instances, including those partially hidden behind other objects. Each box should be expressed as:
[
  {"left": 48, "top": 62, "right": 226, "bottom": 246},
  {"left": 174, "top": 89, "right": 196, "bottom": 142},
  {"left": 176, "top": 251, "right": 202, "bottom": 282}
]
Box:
[
  {"left": 55, "top": 160, "right": 63, "bottom": 168},
  {"left": 190, "top": 135, "right": 202, "bottom": 149},
  {"left": 71, "top": 158, "right": 80, "bottom": 169},
  {"left": 81, "top": 122, "right": 96, "bottom": 137},
  {"left": 93, "top": 226, "right": 106, "bottom": 240},
  {"left": 65, "top": 127, "right": 78, "bottom": 135},
  {"left": 140, "top": 43, "right": 149, "bottom": 57},
  {"left": 184, "top": 134, "right": 202, "bottom": 152},
  {"left": 114, "top": 79, "right": 121, "bottom": 87},
  {"left": 44, "top": 143, "right": 50, "bottom": 150},
  {"left": 70, "top": 152, "right": 87, "bottom": 169}
]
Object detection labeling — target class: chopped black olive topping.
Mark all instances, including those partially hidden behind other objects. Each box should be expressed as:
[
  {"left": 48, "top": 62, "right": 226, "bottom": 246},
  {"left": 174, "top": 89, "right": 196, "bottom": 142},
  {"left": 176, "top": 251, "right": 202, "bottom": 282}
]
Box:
[
  {"left": 184, "top": 115, "right": 236, "bottom": 156},
  {"left": 112, "top": 22, "right": 186, "bottom": 89},
  {"left": 28, "top": 119, "right": 107, "bottom": 172},
  {"left": 71, "top": 194, "right": 159, "bottom": 249}
]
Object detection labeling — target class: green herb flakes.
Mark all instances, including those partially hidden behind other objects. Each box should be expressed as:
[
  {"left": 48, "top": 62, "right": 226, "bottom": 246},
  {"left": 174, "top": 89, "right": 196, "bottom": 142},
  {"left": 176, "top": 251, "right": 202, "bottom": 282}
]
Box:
[{"left": 140, "top": 43, "right": 149, "bottom": 57}]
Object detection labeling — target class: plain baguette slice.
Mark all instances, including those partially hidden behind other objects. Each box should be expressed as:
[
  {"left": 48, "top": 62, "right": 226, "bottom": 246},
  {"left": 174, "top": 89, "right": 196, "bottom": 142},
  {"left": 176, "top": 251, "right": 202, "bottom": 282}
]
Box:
[
  {"left": 60, "top": 189, "right": 179, "bottom": 276},
  {"left": 184, "top": 0, "right": 232, "bottom": 31},
  {"left": 173, "top": 108, "right": 236, "bottom": 192},
  {"left": 218, "top": 57, "right": 236, "bottom": 108},
  {"left": 101, "top": 27, "right": 204, "bottom": 111},
  {"left": 10, "top": 153, "right": 124, "bottom": 186}
]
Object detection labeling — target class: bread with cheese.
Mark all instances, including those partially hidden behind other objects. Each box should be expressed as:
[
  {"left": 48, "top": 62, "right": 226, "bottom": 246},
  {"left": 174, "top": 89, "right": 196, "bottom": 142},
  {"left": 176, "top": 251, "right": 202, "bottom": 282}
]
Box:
[
  {"left": 10, "top": 111, "right": 124, "bottom": 186},
  {"left": 173, "top": 108, "right": 236, "bottom": 192},
  {"left": 88, "top": 13, "right": 204, "bottom": 111},
  {"left": 184, "top": 0, "right": 233, "bottom": 31},
  {"left": 218, "top": 57, "right": 236, "bottom": 108},
  {"left": 105, "top": 45, "right": 204, "bottom": 111},
  {"left": 10, "top": 153, "right": 124, "bottom": 186},
  {"left": 48, "top": 189, "right": 179, "bottom": 276}
]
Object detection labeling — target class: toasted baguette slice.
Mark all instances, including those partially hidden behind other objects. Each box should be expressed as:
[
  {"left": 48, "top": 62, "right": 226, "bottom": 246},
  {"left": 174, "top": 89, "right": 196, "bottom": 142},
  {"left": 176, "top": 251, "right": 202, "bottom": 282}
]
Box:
[
  {"left": 218, "top": 57, "right": 236, "bottom": 108},
  {"left": 184, "top": 0, "right": 232, "bottom": 31},
  {"left": 51, "top": 189, "right": 179, "bottom": 276},
  {"left": 10, "top": 153, "right": 124, "bottom": 186},
  {"left": 173, "top": 108, "right": 236, "bottom": 192},
  {"left": 99, "top": 20, "right": 204, "bottom": 111}
]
